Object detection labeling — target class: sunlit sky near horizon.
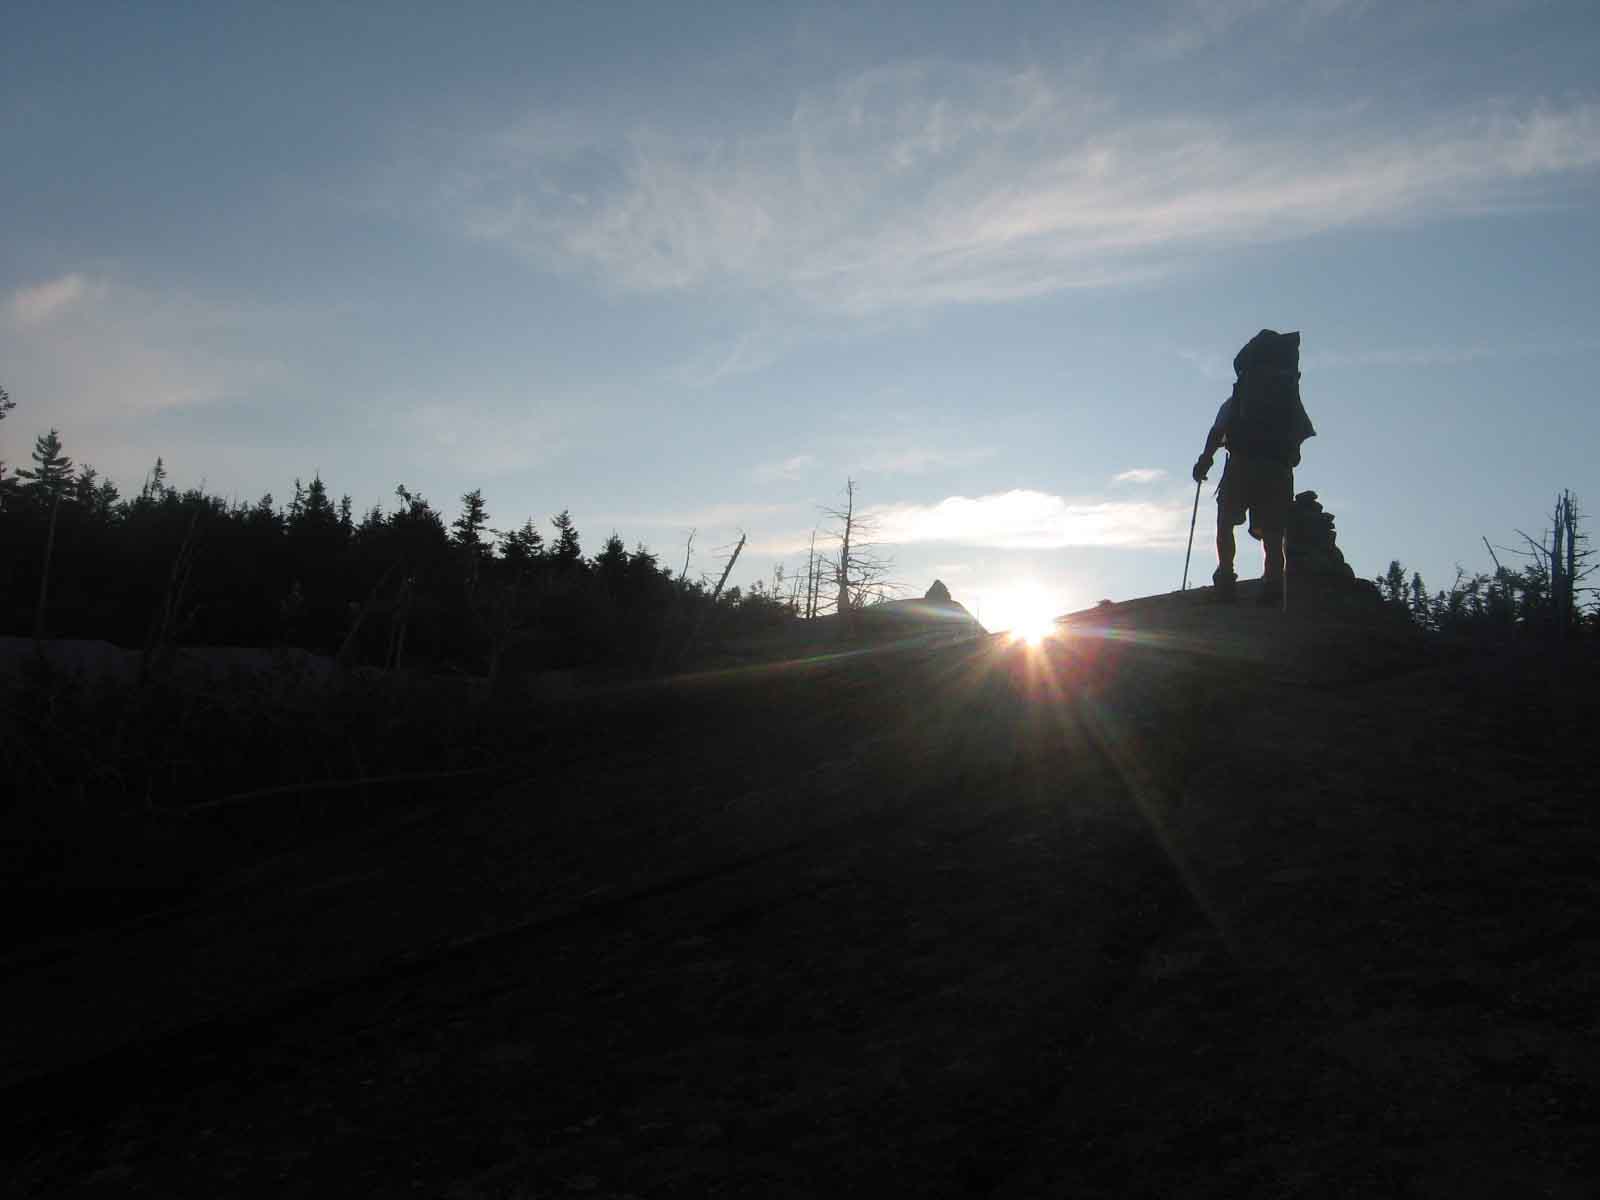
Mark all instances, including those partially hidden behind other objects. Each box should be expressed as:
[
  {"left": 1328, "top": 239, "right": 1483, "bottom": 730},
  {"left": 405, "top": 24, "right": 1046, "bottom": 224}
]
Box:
[{"left": 4, "top": 1, "right": 1598, "bottom": 632}]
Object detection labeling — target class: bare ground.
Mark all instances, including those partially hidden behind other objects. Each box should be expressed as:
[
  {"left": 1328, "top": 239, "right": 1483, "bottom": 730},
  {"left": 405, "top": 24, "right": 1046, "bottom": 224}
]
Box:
[{"left": 4, "top": 593, "right": 1597, "bottom": 1197}]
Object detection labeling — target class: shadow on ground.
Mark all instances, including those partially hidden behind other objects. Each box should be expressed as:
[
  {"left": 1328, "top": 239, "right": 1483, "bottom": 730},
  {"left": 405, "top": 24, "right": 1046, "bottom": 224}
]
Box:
[{"left": 4, "top": 587, "right": 1597, "bottom": 1197}]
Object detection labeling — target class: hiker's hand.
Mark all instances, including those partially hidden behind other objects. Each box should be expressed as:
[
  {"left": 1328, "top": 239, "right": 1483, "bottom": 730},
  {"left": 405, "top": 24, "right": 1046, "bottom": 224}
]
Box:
[{"left": 1192, "top": 456, "right": 1212, "bottom": 483}]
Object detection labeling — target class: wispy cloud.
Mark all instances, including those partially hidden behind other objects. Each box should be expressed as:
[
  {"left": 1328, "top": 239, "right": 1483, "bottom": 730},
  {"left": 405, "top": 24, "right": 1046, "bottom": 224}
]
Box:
[
  {"left": 419, "top": 57, "right": 1600, "bottom": 316},
  {"left": 8, "top": 274, "right": 104, "bottom": 326},
  {"left": 750, "top": 453, "right": 817, "bottom": 483},
  {"left": 669, "top": 312, "right": 795, "bottom": 387},
  {"left": 1113, "top": 467, "right": 1168, "bottom": 484},
  {"left": 2, "top": 273, "right": 282, "bottom": 420},
  {"left": 1134, "top": 0, "right": 1376, "bottom": 63},
  {"left": 867, "top": 488, "right": 1191, "bottom": 550}
]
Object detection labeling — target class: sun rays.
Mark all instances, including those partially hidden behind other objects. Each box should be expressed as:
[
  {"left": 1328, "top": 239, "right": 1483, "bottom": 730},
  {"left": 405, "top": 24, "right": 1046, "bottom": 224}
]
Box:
[{"left": 982, "top": 582, "right": 1063, "bottom": 646}]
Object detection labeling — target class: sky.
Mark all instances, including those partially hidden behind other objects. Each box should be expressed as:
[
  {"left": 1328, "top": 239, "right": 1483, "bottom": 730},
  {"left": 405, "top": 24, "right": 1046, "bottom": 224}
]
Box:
[{"left": 4, "top": 0, "right": 1598, "bottom": 632}]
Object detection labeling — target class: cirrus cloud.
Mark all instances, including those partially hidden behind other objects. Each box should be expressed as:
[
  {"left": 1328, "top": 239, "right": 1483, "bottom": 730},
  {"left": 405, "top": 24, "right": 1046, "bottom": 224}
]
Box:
[
  {"left": 419, "top": 58, "right": 1600, "bottom": 317},
  {"left": 8, "top": 274, "right": 104, "bottom": 327}
]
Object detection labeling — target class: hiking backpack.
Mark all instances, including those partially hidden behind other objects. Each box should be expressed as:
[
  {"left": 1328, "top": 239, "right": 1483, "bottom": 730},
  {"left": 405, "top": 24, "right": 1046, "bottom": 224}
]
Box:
[{"left": 1228, "top": 329, "right": 1314, "bottom": 464}]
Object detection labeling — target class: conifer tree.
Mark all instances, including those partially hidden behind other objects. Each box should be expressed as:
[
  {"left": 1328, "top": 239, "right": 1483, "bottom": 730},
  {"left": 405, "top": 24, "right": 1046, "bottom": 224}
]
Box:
[
  {"left": 304, "top": 473, "right": 334, "bottom": 521},
  {"left": 452, "top": 488, "right": 490, "bottom": 551},
  {"left": 550, "top": 508, "right": 582, "bottom": 566},
  {"left": 0, "top": 383, "right": 14, "bottom": 501},
  {"left": 91, "top": 477, "right": 121, "bottom": 520},
  {"left": 499, "top": 518, "right": 544, "bottom": 568},
  {"left": 73, "top": 464, "right": 99, "bottom": 507},
  {"left": 16, "top": 428, "right": 74, "bottom": 501},
  {"left": 1409, "top": 571, "right": 1430, "bottom": 628},
  {"left": 140, "top": 456, "right": 169, "bottom": 503},
  {"left": 596, "top": 532, "right": 628, "bottom": 571},
  {"left": 17, "top": 429, "right": 73, "bottom": 638},
  {"left": 595, "top": 532, "right": 629, "bottom": 600}
]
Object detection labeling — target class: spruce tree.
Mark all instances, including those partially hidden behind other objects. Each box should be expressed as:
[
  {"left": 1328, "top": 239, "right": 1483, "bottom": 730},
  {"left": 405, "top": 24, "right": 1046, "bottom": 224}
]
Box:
[
  {"left": 304, "top": 473, "right": 334, "bottom": 520},
  {"left": 596, "top": 532, "right": 629, "bottom": 585},
  {"left": 91, "top": 477, "right": 121, "bottom": 520},
  {"left": 452, "top": 488, "right": 490, "bottom": 550},
  {"left": 140, "top": 456, "right": 169, "bottom": 503},
  {"left": 73, "top": 464, "right": 99, "bottom": 507},
  {"left": 290, "top": 472, "right": 337, "bottom": 535},
  {"left": 499, "top": 518, "right": 544, "bottom": 567},
  {"left": 550, "top": 508, "right": 582, "bottom": 565}
]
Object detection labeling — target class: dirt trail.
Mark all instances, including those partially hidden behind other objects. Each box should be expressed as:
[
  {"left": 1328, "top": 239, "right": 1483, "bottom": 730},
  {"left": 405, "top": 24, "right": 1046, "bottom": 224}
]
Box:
[{"left": 5, "top": 599, "right": 1596, "bottom": 1196}]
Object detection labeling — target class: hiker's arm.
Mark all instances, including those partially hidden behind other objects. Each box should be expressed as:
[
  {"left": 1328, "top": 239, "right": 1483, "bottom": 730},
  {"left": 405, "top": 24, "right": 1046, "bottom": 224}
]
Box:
[{"left": 1193, "top": 398, "right": 1231, "bottom": 481}]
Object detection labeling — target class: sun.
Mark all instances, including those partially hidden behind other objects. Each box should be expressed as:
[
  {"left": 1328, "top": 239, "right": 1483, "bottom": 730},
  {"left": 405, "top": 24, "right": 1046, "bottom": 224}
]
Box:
[
  {"left": 987, "top": 583, "right": 1061, "bottom": 647},
  {"left": 1012, "top": 610, "right": 1057, "bottom": 647}
]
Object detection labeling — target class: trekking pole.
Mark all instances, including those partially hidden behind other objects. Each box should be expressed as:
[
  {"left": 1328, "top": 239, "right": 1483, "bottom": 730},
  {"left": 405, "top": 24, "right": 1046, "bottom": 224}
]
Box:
[{"left": 1181, "top": 477, "right": 1202, "bottom": 591}]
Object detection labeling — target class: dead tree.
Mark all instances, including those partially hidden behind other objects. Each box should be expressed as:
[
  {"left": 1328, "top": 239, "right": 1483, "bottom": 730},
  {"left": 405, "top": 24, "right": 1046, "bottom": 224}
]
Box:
[
  {"left": 819, "top": 479, "right": 896, "bottom": 632},
  {"left": 138, "top": 506, "right": 201, "bottom": 685},
  {"left": 804, "top": 530, "right": 819, "bottom": 619},
  {"left": 1515, "top": 489, "right": 1593, "bottom": 641},
  {"left": 709, "top": 532, "right": 746, "bottom": 605},
  {"left": 680, "top": 528, "right": 696, "bottom": 583},
  {"left": 682, "top": 531, "right": 746, "bottom": 660},
  {"left": 831, "top": 479, "right": 855, "bottom": 618}
]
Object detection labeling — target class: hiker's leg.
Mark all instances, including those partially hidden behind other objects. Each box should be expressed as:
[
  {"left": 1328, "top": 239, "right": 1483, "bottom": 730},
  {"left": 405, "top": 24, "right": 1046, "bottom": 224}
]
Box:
[
  {"left": 1261, "top": 528, "right": 1285, "bottom": 581},
  {"left": 1252, "top": 459, "right": 1292, "bottom": 584},
  {"left": 1212, "top": 457, "right": 1242, "bottom": 595},
  {"left": 1216, "top": 520, "right": 1236, "bottom": 576}
]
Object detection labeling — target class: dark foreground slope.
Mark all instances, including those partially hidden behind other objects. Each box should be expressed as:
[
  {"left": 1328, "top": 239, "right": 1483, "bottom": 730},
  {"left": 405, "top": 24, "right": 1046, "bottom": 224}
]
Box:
[{"left": 4, "top": 590, "right": 1597, "bottom": 1197}]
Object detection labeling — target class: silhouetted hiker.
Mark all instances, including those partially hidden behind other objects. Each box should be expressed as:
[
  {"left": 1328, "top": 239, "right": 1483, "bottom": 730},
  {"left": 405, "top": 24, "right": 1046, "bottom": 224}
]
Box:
[{"left": 1192, "top": 330, "right": 1316, "bottom": 608}]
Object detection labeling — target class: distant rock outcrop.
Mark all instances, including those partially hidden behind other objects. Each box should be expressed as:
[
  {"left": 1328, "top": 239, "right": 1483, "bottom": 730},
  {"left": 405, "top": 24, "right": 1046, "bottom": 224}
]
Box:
[
  {"left": 852, "top": 581, "right": 985, "bottom": 641},
  {"left": 1287, "top": 491, "right": 1355, "bottom": 579}
]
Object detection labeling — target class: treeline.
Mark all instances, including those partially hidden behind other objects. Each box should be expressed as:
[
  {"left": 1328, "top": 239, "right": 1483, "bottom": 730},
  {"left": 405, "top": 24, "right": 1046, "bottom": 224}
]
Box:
[
  {"left": 1377, "top": 489, "right": 1596, "bottom": 641},
  {"left": 1, "top": 420, "right": 791, "bottom": 676}
]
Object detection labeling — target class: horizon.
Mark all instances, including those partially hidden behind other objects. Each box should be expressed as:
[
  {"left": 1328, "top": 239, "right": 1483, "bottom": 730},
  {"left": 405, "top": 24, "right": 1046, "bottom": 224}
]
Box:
[{"left": 4, "top": 2, "right": 1598, "bottom": 632}]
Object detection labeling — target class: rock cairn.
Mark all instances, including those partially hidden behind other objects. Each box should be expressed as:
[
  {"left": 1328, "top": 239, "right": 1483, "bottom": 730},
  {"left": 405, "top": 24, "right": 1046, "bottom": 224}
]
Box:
[
  {"left": 924, "top": 579, "right": 954, "bottom": 604},
  {"left": 1286, "top": 491, "right": 1354, "bottom": 578}
]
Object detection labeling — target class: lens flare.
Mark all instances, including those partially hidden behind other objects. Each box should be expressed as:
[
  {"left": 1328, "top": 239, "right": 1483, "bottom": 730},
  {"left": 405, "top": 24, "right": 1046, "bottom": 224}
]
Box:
[
  {"left": 988, "top": 583, "right": 1061, "bottom": 647},
  {"left": 1012, "top": 613, "right": 1056, "bottom": 646}
]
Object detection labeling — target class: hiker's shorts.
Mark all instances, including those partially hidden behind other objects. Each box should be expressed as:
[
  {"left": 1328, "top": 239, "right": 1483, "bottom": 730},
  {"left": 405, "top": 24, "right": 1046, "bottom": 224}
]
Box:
[{"left": 1218, "top": 453, "right": 1292, "bottom": 540}]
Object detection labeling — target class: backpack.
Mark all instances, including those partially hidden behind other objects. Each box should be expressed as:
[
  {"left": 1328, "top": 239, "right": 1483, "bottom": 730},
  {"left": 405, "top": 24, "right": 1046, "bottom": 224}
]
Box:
[{"left": 1228, "top": 329, "right": 1314, "bottom": 464}]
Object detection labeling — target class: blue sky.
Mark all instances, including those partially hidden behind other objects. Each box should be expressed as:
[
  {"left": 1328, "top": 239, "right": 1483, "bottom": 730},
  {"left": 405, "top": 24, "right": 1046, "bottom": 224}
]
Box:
[{"left": 4, "top": 0, "right": 1598, "bottom": 630}]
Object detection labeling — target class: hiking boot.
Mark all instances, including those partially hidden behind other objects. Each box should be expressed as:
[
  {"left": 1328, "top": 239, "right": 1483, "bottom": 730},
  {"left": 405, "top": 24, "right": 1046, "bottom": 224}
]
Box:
[
  {"left": 1257, "top": 578, "right": 1284, "bottom": 610},
  {"left": 1209, "top": 568, "right": 1238, "bottom": 603}
]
